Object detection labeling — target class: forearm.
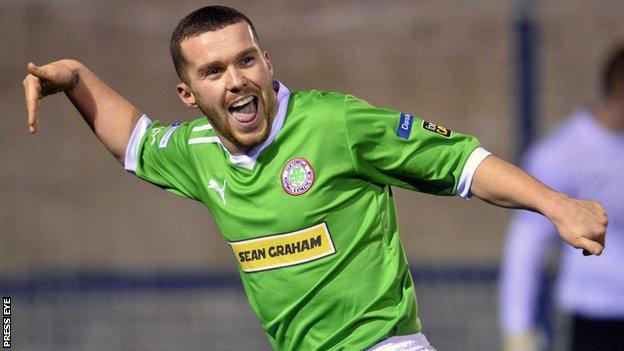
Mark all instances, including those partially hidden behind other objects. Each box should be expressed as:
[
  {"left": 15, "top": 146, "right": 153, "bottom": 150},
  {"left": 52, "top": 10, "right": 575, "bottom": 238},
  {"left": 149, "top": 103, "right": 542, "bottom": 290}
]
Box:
[
  {"left": 62, "top": 59, "right": 142, "bottom": 164},
  {"left": 471, "top": 155, "right": 607, "bottom": 255},
  {"left": 470, "top": 155, "right": 566, "bottom": 218}
]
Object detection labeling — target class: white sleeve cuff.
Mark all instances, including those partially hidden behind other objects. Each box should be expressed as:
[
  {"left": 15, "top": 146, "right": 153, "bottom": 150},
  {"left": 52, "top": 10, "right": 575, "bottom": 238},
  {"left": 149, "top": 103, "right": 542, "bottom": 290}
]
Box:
[
  {"left": 124, "top": 114, "right": 152, "bottom": 173},
  {"left": 456, "top": 146, "right": 491, "bottom": 199}
]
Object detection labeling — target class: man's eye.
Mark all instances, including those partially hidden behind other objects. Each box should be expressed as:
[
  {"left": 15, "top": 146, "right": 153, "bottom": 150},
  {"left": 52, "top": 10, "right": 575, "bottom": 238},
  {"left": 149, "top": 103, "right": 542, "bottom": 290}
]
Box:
[
  {"left": 208, "top": 68, "right": 221, "bottom": 76},
  {"left": 242, "top": 56, "right": 255, "bottom": 65}
]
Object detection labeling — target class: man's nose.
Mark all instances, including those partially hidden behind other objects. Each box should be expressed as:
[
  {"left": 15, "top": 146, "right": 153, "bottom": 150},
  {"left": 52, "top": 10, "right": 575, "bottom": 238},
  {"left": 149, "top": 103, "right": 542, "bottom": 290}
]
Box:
[{"left": 225, "top": 67, "right": 246, "bottom": 93}]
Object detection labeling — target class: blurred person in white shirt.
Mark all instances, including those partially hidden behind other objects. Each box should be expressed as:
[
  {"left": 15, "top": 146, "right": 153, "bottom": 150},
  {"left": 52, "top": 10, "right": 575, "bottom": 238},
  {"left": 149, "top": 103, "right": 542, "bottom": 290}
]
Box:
[{"left": 500, "top": 45, "right": 624, "bottom": 351}]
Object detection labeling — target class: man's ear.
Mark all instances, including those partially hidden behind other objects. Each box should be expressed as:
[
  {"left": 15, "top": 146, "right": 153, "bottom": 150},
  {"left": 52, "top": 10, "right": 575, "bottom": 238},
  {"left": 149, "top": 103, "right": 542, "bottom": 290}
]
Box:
[
  {"left": 177, "top": 82, "right": 198, "bottom": 109},
  {"left": 263, "top": 51, "right": 273, "bottom": 75}
]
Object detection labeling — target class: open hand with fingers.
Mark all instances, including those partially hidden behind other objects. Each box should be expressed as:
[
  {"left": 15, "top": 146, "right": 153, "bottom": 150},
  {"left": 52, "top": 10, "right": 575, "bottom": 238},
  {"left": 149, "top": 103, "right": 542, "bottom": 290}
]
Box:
[
  {"left": 21, "top": 59, "right": 140, "bottom": 162},
  {"left": 22, "top": 61, "right": 77, "bottom": 134}
]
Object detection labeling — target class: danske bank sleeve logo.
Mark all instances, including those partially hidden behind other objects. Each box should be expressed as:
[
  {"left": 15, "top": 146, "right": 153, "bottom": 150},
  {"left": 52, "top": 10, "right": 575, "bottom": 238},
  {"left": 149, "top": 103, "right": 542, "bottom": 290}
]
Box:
[
  {"left": 396, "top": 112, "right": 414, "bottom": 139},
  {"left": 229, "top": 223, "right": 335, "bottom": 273},
  {"left": 281, "top": 157, "right": 315, "bottom": 195}
]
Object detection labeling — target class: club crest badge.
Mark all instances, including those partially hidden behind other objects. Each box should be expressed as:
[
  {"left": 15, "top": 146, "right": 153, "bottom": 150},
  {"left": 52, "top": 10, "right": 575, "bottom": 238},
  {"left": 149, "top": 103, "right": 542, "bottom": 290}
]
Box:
[{"left": 281, "top": 158, "right": 315, "bottom": 196}]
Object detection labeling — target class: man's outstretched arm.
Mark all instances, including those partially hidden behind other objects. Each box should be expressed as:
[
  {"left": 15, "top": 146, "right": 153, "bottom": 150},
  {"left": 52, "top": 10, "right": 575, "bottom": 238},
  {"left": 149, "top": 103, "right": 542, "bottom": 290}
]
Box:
[
  {"left": 470, "top": 155, "right": 607, "bottom": 255},
  {"left": 23, "top": 60, "right": 142, "bottom": 164}
]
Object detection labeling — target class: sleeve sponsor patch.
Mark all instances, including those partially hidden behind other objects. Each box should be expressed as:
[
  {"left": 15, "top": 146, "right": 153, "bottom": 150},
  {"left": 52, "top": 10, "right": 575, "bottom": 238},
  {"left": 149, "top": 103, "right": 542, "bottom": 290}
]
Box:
[
  {"left": 159, "top": 122, "right": 181, "bottom": 148},
  {"left": 422, "top": 121, "right": 452, "bottom": 138},
  {"left": 396, "top": 112, "right": 414, "bottom": 139}
]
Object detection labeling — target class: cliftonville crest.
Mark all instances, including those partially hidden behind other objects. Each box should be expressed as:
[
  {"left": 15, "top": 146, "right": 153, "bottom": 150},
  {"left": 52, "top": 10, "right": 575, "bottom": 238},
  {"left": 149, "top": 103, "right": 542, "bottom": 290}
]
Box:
[{"left": 281, "top": 157, "right": 315, "bottom": 196}]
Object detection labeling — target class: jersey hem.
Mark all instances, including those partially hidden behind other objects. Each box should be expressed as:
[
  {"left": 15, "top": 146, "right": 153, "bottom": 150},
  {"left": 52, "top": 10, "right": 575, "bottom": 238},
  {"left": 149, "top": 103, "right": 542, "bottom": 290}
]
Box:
[{"left": 367, "top": 332, "right": 433, "bottom": 350}]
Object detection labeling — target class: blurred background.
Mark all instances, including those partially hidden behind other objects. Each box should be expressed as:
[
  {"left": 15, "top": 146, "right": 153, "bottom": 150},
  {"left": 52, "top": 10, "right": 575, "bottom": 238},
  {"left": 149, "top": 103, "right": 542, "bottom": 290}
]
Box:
[{"left": 1, "top": 0, "right": 623, "bottom": 350}]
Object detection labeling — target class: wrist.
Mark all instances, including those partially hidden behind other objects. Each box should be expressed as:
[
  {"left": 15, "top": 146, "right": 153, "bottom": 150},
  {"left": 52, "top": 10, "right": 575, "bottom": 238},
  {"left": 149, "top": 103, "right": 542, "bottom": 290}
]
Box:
[
  {"left": 59, "top": 59, "right": 84, "bottom": 94},
  {"left": 538, "top": 191, "right": 570, "bottom": 223}
]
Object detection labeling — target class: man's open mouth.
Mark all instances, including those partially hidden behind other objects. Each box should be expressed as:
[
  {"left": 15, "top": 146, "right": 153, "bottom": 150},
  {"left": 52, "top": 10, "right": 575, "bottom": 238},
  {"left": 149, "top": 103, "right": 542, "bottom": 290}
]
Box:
[{"left": 228, "top": 96, "right": 258, "bottom": 123}]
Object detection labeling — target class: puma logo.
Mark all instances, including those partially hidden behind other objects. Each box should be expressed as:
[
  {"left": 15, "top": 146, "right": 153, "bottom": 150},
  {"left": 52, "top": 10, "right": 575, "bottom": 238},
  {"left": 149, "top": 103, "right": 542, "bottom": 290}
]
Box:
[{"left": 208, "top": 178, "right": 227, "bottom": 205}]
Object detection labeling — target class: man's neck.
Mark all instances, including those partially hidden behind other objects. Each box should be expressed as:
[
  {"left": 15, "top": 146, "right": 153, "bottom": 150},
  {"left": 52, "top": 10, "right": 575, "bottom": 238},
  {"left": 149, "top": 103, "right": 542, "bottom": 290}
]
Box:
[{"left": 222, "top": 138, "right": 251, "bottom": 156}]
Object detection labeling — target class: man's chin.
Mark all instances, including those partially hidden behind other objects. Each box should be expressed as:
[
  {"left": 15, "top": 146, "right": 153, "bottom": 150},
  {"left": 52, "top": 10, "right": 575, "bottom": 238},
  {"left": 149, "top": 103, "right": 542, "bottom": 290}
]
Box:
[{"left": 232, "top": 126, "right": 271, "bottom": 150}]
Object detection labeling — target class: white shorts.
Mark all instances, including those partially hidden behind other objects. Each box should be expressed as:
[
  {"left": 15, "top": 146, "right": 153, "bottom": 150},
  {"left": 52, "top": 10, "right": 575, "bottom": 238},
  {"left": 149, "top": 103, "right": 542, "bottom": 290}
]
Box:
[{"left": 367, "top": 333, "right": 437, "bottom": 351}]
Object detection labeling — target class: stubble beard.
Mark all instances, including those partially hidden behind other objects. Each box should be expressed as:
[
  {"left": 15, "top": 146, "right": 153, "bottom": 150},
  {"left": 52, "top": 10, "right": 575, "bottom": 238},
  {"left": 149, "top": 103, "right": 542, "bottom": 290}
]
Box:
[{"left": 198, "top": 86, "right": 276, "bottom": 153}]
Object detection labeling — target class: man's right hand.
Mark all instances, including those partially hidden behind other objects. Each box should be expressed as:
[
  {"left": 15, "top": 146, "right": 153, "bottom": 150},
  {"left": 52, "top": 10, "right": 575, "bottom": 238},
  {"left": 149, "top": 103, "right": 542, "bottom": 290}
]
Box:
[
  {"left": 23, "top": 61, "right": 76, "bottom": 134},
  {"left": 21, "top": 59, "right": 141, "bottom": 164},
  {"left": 547, "top": 195, "right": 607, "bottom": 256}
]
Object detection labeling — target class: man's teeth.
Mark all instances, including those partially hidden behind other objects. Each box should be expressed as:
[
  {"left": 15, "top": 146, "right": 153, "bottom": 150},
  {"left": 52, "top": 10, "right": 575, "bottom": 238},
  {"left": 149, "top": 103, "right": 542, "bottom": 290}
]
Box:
[{"left": 231, "top": 96, "right": 255, "bottom": 108}]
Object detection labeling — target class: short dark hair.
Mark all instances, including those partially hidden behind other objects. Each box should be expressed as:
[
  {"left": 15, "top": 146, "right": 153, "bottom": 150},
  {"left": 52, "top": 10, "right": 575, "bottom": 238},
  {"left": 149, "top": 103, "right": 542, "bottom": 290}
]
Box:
[
  {"left": 170, "top": 6, "right": 259, "bottom": 82},
  {"left": 603, "top": 45, "right": 624, "bottom": 97}
]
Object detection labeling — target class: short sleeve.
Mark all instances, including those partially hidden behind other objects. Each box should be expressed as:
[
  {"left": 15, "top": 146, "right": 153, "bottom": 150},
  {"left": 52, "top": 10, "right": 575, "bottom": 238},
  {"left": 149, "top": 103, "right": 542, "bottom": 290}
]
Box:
[
  {"left": 343, "top": 95, "right": 481, "bottom": 196},
  {"left": 125, "top": 115, "right": 200, "bottom": 200}
]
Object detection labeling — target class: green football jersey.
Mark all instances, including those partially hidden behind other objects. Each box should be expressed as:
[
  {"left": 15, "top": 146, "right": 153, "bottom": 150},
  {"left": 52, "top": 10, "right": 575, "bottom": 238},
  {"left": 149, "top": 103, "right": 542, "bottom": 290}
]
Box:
[{"left": 126, "top": 81, "right": 481, "bottom": 350}]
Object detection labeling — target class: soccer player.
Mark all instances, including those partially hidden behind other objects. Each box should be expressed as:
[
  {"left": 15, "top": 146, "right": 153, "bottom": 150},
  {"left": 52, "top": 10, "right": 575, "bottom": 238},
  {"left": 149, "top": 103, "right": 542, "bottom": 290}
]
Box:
[
  {"left": 500, "top": 46, "right": 624, "bottom": 351},
  {"left": 23, "top": 6, "right": 607, "bottom": 351}
]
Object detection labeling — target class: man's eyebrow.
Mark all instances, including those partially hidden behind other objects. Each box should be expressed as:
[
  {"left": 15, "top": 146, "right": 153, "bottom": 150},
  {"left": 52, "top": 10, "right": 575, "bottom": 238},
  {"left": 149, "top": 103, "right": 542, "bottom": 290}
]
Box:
[
  {"left": 196, "top": 48, "right": 259, "bottom": 75},
  {"left": 234, "top": 47, "right": 259, "bottom": 62},
  {"left": 196, "top": 60, "right": 223, "bottom": 75}
]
